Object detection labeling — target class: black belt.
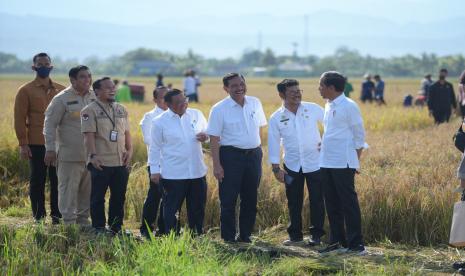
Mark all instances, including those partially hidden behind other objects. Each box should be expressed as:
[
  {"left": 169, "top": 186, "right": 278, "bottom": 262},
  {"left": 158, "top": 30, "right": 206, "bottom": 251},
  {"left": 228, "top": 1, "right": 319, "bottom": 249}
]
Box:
[{"left": 221, "top": 146, "right": 259, "bottom": 155}]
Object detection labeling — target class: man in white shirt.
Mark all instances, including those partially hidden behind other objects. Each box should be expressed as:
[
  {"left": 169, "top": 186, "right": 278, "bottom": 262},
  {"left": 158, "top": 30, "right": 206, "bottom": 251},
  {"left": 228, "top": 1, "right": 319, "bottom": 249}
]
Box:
[
  {"left": 207, "top": 73, "right": 267, "bottom": 243},
  {"left": 317, "top": 71, "right": 367, "bottom": 255},
  {"left": 139, "top": 86, "right": 168, "bottom": 238},
  {"left": 149, "top": 89, "right": 209, "bottom": 234},
  {"left": 268, "top": 79, "right": 325, "bottom": 246},
  {"left": 183, "top": 70, "right": 198, "bottom": 103}
]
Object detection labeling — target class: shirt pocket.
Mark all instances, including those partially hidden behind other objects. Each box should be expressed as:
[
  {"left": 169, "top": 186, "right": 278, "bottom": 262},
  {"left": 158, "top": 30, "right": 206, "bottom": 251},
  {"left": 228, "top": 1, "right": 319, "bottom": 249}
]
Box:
[
  {"left": 224, "top": 119, "right": 244, "bottom": 134},
  {"left": 278, "top": 122, "right": 293, "bottom": 138}
]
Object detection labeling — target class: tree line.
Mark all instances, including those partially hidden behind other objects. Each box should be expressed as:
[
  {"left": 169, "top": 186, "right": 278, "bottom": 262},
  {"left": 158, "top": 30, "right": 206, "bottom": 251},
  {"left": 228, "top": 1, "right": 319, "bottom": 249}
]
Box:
[{"left": 1, "top": 47, "right": 464, "bottom": 77}]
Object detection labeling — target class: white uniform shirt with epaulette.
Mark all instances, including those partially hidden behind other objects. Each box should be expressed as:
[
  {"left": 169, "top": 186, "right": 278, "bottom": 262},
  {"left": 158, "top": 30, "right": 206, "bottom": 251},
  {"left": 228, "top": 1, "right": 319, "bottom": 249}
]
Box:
[
  {"left": 44, "top": 86, "right": 96, "bottom": 162},
  {"left": 81, "top": 100, "right": 130, "bottom": 167}
]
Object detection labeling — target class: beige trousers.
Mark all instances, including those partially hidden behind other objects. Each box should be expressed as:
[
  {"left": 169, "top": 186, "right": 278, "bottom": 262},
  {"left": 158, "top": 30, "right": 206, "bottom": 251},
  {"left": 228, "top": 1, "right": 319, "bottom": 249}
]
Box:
[{"left": 57, "top": 161, "right": 91, "bottom": 225}]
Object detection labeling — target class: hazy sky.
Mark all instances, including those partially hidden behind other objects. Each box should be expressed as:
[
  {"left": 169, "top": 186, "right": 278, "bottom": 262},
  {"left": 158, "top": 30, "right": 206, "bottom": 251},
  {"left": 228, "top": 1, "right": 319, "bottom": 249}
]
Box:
[{"left": 0, "top": 0, "right": 462, "bottom": 25}]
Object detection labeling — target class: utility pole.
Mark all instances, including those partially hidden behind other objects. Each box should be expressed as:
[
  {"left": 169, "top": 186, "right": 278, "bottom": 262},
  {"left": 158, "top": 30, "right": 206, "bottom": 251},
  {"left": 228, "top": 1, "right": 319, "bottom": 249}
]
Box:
[{"left": 303, "top": 15, "right": 309, "bottom": 56}]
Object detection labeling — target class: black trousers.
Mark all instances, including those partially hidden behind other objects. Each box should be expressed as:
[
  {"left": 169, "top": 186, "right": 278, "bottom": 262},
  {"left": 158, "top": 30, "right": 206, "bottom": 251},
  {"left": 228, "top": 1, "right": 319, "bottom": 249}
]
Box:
[
  {"left": 219, "top": 146, "right": 262, "bottom": 241},
  {"left": 89, "top": 165, "right": 129, "bottom": 232},
  {"left": 432, "top": 109, "right": 451, "bottom": 124},
  {"left": 162, "top": 177, "right": 207, "bottom": 235},
  {"left": 321, "top": 167, "right": 363, "bottom": 249},
  {"left": 187, "top": 93, "right": 198, "bottom": 103},
  {"left": 29, "top": 145, "right": 61, "bottom": 221},
  {"left": 284, "top": 165, "right": 325, "bottom": 241},
  {"left": 140, "top": 167, "right": 165, "bottom": 235}
]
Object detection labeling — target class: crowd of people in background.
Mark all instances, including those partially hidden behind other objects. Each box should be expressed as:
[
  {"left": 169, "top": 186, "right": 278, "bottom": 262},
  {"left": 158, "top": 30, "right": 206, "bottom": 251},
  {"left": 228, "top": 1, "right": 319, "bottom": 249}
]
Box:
[{"left": 11, "top": 52, "right": 465, "bottom": 264}]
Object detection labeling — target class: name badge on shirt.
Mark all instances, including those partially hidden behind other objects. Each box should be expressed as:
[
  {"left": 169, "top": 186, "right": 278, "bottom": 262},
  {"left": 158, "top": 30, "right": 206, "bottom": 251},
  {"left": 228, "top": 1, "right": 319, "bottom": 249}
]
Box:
[{"left": 110, "top": 130, "right": 118, "bottom": 142}]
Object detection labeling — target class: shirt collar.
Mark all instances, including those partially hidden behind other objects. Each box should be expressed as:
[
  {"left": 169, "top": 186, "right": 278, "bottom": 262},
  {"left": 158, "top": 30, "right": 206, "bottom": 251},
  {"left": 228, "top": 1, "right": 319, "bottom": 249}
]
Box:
[
  {"left": 282, "top": 103, "right": 302, "bottom": 115},
  {"left": 167, "top": 108, "right": 188, "bottom": 118},
  {"left": 329, "top": 93, "right": 345, "bottom": 106},
  {"left": 227, "top": 96, "right": 248, "bottom": 107},
  {"left": 96, "top": 99, "right": 113, "bottom": 109},
  {"left": 33, "top": 77, "right": 54, "bottom": 88}
]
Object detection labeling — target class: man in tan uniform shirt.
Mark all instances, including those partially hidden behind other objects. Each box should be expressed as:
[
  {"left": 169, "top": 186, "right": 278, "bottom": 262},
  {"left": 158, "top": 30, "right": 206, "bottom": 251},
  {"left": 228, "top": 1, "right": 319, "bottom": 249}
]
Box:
[
  {"left": 44, "top": 65, "right": 95, "bottom": 225},
  {"left": 14, "top": 52, "right": 65, "bottom": 223},
  {"left": 81, "top": 76, "right": 133, "bottom": 234}
]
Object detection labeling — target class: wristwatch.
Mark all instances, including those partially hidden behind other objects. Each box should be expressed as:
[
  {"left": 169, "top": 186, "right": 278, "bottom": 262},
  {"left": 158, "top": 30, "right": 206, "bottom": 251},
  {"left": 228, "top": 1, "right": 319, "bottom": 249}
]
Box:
[
  {"left": 272, "top": 166, "right": 280, "bottom": 174},
  {"left": 89, "top": 153, "right": 97, "bottom": 159}
]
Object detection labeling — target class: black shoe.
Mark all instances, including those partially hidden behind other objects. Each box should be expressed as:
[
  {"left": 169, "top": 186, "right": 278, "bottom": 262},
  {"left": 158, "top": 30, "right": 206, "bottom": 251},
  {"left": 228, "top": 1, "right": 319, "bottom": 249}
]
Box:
[
  {"left": 307, "top": 236, "right": 321, "bottom": 246},
  {"left": 318, "top": 242, "right": 345, "bottom": 254},
  {"left": 453, "top": 262, "right": 465, "bottom": 270},
  {"left": 140, "top": 229, "right": 153, "bottom": 240},
  {"left": 346, "top": 245, "right": 367, "bottom": 256},
  {"left": 223, "top": 239, "right": 237, "bottom": 244},
  {"left": 236, "top": 236, "right": 252, "bottom": 243},
  {"left": 51, "top": 217, "right": 61, "bottom": 225},
  {"left": 458, "top": 268, "right": 465, "bottom": 275}
]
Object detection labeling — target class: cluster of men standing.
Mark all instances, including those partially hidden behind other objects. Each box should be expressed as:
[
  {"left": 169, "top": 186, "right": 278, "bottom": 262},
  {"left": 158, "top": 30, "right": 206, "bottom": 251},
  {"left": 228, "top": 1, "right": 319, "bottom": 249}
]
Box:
[{"left": 14, "top": 52, "right": 367, "bottom": 254}]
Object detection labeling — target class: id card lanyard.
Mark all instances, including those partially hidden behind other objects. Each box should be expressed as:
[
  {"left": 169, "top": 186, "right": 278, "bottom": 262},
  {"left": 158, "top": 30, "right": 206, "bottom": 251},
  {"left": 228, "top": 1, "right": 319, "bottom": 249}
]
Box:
[{"left": 95, "top": 102, "right": 118, "bottom": 142}]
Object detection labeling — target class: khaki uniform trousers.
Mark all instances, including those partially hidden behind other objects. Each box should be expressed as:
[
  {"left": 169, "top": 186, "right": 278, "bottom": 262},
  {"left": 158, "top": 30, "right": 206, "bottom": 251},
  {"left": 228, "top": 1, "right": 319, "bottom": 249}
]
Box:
[{"left": 57, "top": 161, "right": 91, "bottom": 225}]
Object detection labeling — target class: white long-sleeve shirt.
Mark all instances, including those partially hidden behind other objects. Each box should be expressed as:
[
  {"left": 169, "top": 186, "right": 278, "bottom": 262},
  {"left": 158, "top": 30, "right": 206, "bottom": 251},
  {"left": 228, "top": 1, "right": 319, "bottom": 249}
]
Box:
[
  {"left": 148, "top": 108, "right": 208, "bottom": 179},
  {"left": 140, "top": 106, "right": 166, "bottom": 163},
  {"left": 183, "top": 76, "right": 197, "bottom": 96},
  {"left": 206, "top": 96, "right": 267, "bottom": 149},
  {"left": 319, "top": 94, "right": 366, "bottom": 169},
  {"left": 268, "top": 102, "right": 324, "bottom": 173}
]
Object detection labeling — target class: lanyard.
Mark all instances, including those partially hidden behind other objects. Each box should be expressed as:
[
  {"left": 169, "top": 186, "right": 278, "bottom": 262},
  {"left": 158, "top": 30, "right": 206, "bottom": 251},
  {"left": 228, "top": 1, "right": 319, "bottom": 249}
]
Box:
[{"left": 95, "top": 102, "right": 116, "bottom": 129}]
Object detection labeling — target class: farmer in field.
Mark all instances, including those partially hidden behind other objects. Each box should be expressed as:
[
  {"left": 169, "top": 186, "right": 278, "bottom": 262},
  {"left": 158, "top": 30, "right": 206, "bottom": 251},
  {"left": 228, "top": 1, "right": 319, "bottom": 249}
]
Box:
[
  {"left": 139, "top": 86, "right": 168, "bottom": 238},
  {"left": 43, "top": 65, "right": 95, "bottom": 226},
  {"left": 148, "top": 89, "right": 208, "bottom": 235},
  {"left": 318, "top": 71, "right": 367, "bottom": 255},
  {"left": 427, "top": 68, "right": 456, "bottom": 124},
  {"left": 360, "top": 74, "right": 374, "bottom": 103},
  {"left": 13, "top": 52, "right": 64, "bottom": 224},
  {"left": 268, "top": 79, "right": 326, "bottom": 246},
  {"left": 183, "top": 70, "right": 198, "bottom": 103},
  {"left": 207, "top": 73, "right": 267, "bottom": 243},
  {"left": 374, "top": 75, "right": 386, "bottom": 105},
  {"left": 81, "top": 77, "right": 133, "bottom": 234}
]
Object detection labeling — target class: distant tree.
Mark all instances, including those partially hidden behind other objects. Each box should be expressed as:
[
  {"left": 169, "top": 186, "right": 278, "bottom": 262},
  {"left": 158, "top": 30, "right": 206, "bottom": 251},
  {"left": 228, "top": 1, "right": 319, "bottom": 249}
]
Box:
[{"left": 261, "top": 48, "right": 276, "bottom": 67}]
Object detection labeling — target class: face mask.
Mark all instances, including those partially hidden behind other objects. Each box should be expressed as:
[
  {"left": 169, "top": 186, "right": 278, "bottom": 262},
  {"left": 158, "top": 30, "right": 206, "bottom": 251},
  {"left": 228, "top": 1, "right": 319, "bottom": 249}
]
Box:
[
  {"left": 35, "top": 66, "right": 52, "bottom": 78},
  {"left": 439, "top": 75, "right": 446, "bottom": 80}
]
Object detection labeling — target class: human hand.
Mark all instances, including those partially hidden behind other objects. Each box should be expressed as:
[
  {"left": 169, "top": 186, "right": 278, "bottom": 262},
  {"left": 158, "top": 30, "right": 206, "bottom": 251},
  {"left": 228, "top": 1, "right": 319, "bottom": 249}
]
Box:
[
  {"left": 44, "top": 151, "right": 57, "bottom": 167},
  {"left": 214, "top": 164, "right": 224, "bottom": 182},
  {"left": 196, "top": 132, "right": 208, "bottom": 142},
  {"left": 150, "top": 173, "right": 161, "bottom": 184},
  {"left": 19, "top": 145, "right": 32, "bottom": 160}
]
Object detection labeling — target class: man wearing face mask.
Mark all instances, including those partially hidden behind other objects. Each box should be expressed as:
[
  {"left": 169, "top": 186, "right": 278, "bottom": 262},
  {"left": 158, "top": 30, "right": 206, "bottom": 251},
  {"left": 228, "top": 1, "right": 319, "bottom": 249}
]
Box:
[
  {"left": 43, "top": 65, "right": 96, "bottom": 226},
  {"left": 14, "top": 52, "right": 65, "bottom": 224},
  {"left": 81, "top": 77, "right": 133, "bottom": 234},
  {"left": 428, "top": 68, "right": 457, "bottom": 124}
]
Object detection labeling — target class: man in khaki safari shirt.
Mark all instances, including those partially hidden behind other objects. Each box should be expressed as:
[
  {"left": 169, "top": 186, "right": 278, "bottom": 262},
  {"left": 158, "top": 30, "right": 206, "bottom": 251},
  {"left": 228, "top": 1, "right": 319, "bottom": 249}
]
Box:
[
  {"left": 43, "top": 65, "right": 95, "bottom": 225},
  {"left": 81, "top": 76, "right": 133, "bottom": 234}
]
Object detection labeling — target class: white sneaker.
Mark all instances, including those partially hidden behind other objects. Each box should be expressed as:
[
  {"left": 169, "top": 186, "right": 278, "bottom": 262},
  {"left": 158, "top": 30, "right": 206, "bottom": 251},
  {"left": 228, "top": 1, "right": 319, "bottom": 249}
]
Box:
[{"left": 282, "top": 239, "right": 306, "bottom": 246}]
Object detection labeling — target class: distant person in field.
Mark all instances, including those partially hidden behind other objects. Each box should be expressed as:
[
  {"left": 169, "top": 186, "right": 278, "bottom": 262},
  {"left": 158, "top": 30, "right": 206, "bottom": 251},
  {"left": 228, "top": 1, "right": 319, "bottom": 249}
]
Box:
[
  {"left": 183, "top": 70, "right": 198, "bottom": 103},
  {"left": 404, "top": 94, "right": 413, "bottom": 107},
  {"left": 318, "top": 71, "right": 367, "bottom": 255},
  {"left": 207, "top": 73, "right": 267, "bottom": 243},
  {"left": 456, "top": 70, "right": 465, "bottom": 119},
  {"left": 427, "top": 68, "right": 456, "bottom": 124},
  {"left": 360, "top": 74, "right": 374, "bottom": 103},
  {"left": 115, "top": 80, "right": 132, "bottom": 102},
  {"left": 43, "top": 65, "right": 95, "bottom": 226},
  {"left": 139, "top": 86, "right": 169, "bottom": 238},
  {"left": 268, "top": 79, "right": 326, "bottom": 247},
  {"left": 373, "top": 75, "right": 386, "bottom": 105},
  {"left": 343, "top": 77, "right": 354, "bottom": 98},
  {"left": 192, "top": 70, "right": 202, "bottom": 101},
  {"left": 156, "top": 73, "right": 164, "bottom": 88},
  {"left": 148, "top": 89, "right": 209, "bottom": 235},
  {"left": 420, "top": 74, "right": 433, "bottom": 101},
  {"left": 14, "top": 52, "right": 64, "bottom": 224}
]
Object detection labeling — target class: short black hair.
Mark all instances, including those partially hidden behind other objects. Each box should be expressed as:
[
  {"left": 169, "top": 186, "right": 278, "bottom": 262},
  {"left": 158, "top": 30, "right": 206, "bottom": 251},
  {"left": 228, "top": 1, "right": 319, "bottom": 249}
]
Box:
[
  {"left": 374, "top": 74, "right": 380, "bottom": 79},
  {"left": 277, "top": 79, "right": 299, "bottom": 93},
  {"left": 69, "top": 65, "right": 90, "bottom": 79},
  {"left": 92, "top": 77, "right": 111, "bottom": 91},
  {"left": 320, "top": 71, "right": 346, "bottom": 92},
  {"left": 164, "top": 88, "right": 183, "bottom": 103},
  {"left": 440, "top": 68, "right": 448, "bottom": 74},
  {"left": 223, "top": 73, "right": 245, "bottom": 86},
  {"left": 153, "top": 86, "right": 167, "bottom": 99},
  {"left": 33, "top": 53, "right": 51, "bottom": 63}
]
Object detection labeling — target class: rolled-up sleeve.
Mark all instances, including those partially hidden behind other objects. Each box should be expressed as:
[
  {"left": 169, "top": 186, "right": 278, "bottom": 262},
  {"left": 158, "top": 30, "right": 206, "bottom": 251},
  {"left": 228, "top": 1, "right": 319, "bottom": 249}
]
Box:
[
  {"left": 43, "top": 96, "right": 65, "bottom": 152},
  {"left": 148, "top": 119, "right": 162, "bottom": 174},
  {"left": 267, "top": 117, "right": 281, "bottom": 164},
  {"left": 348, "top": 104, "right": 366, "bottom": 149}
]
